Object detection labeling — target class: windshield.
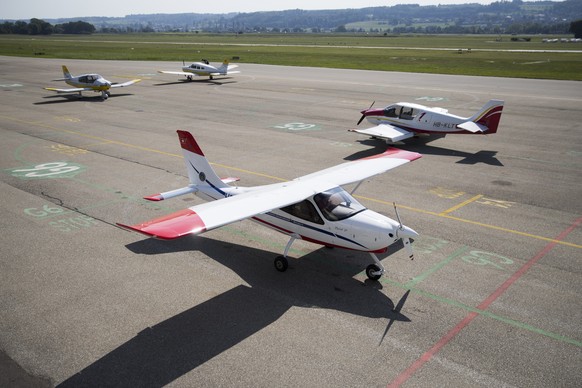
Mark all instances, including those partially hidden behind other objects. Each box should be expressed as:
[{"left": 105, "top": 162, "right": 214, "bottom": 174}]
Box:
[{"left": 313, "top": 187, "right": 366, "bottom": 221}]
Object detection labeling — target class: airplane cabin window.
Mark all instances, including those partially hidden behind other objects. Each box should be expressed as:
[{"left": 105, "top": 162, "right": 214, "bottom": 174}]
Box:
[
  {"left": 400, "top": 107, "right": 416, "bottom": 120},
  {"left": 281, "top": 200, "right": 324, "bottom": 225}
]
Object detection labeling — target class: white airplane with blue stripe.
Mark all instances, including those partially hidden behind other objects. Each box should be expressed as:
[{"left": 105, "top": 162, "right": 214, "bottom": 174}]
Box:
[
  {"left": 118, "top": 130, "right": 421, "bottom": 280},
  {"left": 158, "top": 58, "right": 239, "bottom": 81}
]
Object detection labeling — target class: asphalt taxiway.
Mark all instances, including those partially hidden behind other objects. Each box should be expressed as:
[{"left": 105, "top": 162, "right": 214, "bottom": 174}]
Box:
[{"left": 0, "top": 55, "right": 581, "bottom": 387}]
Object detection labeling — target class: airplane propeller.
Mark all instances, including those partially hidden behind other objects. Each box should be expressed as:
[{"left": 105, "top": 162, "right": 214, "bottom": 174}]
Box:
[
  {"left": 357, "top": 101, "right": 375, "bottom": 125},
  {"left": 393, "top": 203, "right": 415, "bottom": 260}
]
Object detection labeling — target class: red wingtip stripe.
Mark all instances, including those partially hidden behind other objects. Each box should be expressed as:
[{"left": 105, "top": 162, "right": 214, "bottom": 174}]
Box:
[
  {"left": 363, "top": 147, "right": 422, "bottom": 161},
  {"left": 144, "top": 194, "right": 163, "bottom": 201},
  {"left": 118, "top": 209, "right": 206, "bottom": 240},
  {"left": 177, "top": 130, "right": 204, "bottom": 156}
]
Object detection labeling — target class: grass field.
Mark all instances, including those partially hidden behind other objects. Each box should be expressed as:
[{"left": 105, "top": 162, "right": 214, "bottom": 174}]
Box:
[{"left": 1, "top": 33, "right": 580, "bottom": 80}]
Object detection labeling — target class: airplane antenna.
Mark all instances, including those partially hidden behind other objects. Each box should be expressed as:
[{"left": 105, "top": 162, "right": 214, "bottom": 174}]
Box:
[{"left": 393, "top": 202, "right": 403, "bottom": 230}]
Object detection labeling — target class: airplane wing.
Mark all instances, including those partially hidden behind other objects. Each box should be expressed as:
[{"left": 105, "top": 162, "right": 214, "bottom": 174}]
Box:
[
  {"left": 349, "top": 124, "right": 415, "bottom": 143},
  {"left": 118, "top": 148, "right": 421, "bottom": 240},
  {"left": 158, "top": 70, "right": 198, "bottom": 77},
  {"left": 118, "top": 181, "right": 318, "bottom": 239},
  {"left": 110, "top": 79, "right": 141, "bottom": 88},
  {"left": 44, "top": 87, "right": 93, "bottom": 93}
]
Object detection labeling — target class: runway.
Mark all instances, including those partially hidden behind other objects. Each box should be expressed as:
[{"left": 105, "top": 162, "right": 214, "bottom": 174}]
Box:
[{"left": 0, "top": 55, "right": 580, "bottom": 387}]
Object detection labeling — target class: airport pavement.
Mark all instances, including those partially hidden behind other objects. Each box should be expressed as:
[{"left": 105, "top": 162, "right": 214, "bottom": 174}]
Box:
[{"left": 0, "top": 55, "right": 581, "bottom": 387}]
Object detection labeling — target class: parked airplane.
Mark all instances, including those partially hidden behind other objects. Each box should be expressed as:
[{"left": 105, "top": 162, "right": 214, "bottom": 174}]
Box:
[
  {"left": 118, "top": 131, "right": 421, "bottom": 280},
  {"left": 158, "top": 58, "right": 240, "bottom": 80},
  {"left": 350, "top": 99, "right": 504, "bottom": 143},
  {"left": 44, "top": 66, "right": 141, "bottom": 100}
]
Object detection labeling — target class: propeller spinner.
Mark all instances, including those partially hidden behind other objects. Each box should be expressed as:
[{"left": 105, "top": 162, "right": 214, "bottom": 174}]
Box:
[{"left": 357, "top": 101, "right": 375, "bottom": 125}]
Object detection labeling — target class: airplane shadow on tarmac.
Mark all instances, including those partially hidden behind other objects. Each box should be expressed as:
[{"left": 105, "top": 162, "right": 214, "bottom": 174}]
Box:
[
  {"left": 347, "top": 138, "right": 503, "bottom": 166},
  {"left": 153, "top": 78, "right": 236, "bottom": 86},
  {"left": 33, "top": 93, "right": 135, "bottom": 105},
  {"left": 57, "top": 236, "right": 411, "bottom": 387}
]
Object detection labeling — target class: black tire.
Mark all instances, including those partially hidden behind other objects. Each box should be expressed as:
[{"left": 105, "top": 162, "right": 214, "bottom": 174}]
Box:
[
  {"left": 366, "top": 264, "right": 382, "bottom": 280},
  {"left": 274, "top": 256, "right": 288, "bottom": 272}
]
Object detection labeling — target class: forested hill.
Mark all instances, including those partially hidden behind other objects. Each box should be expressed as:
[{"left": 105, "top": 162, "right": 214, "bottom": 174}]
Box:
[{"left": 4, "top": 0, "right": 582, "bottom": 34}]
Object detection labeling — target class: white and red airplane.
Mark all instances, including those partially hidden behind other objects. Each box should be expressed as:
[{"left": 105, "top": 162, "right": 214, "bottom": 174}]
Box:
[
  {"left": 350, "top": 99, "right": 504, "bottom": 143},
  {"left": 158, "top": 58, "right": 239, "bottom": 81},
  {"left": 44, "top": 65, "right": 141, "bottom": 100},
  {"left": 118, "top": 130, "right": 421, "bottom": 280}
]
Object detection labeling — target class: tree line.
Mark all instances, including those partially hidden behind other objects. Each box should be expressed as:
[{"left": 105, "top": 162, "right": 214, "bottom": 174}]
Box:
[{"left": 0, "top": 18, "right": 95, "bottom": 34}]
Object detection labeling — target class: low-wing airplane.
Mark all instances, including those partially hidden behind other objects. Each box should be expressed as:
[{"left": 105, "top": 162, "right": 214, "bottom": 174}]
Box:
[
  {"left": 118, "top": 131, "right": 421, "bottom": 280},
  {"left": 44, "top": 65, "right": 141, "bottom": 100},
  {"left": 158, "top": 58, "right": 240, "bottom": 80},
  {"left": 350, "top": 99, "right": 504, "bottom": 143}
]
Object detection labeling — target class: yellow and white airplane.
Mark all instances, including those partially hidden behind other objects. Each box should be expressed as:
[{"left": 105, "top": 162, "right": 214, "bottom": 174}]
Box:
[
  {"left": 44, "top": 65, "right": 141, "bottom": 100},
  {"left": 158, "top": 58, "right": 239, "bottom": 81}
]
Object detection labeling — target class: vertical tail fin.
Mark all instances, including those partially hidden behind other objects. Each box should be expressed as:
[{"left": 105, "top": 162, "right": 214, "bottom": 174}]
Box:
[
  {"left": 217, "top": 59, "right": 230, "bottom": 72},
  {"left": 469, "top": 99, "right": 504, "bottom": 134},
  {"left": 177, "top": 131, "right": 229, "bottom": 192},
  {"left": 62, "top": 65, "right": 73, "bottom": 79}
]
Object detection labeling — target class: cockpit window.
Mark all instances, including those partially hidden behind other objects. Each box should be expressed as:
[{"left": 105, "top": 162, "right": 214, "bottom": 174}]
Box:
[
  {"left": 384, "top": 107, "right": 398, "bottom": 117},
  {"left": 313, "top": 187, "right": 366, "bottom": 221}
]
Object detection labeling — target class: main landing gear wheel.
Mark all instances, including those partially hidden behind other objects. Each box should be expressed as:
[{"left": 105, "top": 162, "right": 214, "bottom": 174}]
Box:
[
  {"left": 366, "top": 264, "right": 382, "bottom": 281},
  {"left": 274, "top": 256, "right": 288, "bottom": 272}
]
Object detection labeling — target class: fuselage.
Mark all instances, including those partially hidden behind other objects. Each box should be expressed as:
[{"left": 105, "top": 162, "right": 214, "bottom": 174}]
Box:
[
  {"left": 195, "top": 183, "right": 416, "bottom": 253},
  {"left": 66, "top": 74, "right": 111, "bottom": 91},
  {"left": 364, "top": 103, "right": 469, "bottom": 134},
  {"left": 181, "top": 63, "right": 224, "bottom": 76}
]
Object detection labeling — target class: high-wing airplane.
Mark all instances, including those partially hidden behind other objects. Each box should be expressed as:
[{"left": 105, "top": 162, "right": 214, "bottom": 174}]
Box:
[
  {"left": 158, "top": 58, "right": 240, "bottom": 80},
  {"left": 118, "top": 131, "right": 421, "bottom": 280},
  {"left": 350, "top": 99, "right": 504, "bottom": 143},
  {"left": 44, "top": 65, "right": 141, "bottom": 100}
]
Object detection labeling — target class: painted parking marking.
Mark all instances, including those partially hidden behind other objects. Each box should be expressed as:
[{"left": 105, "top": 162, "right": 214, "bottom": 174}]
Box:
[
  {"left": 48, "top": 144, "right": 89, "bottom": 156},
  {"left": 461, "top": 250, "right": 514, "bottom": 270},
  {"left": 430, "top": 187, "right": 465, "bottom": 199},
  {"left": 24, "top": 204, "right": 99, "bottom": 233},
  {"left": 8, "top": 162, "right": 85, "bottom": 179},
  {"left": 440, "top": 194, "right": 483, "bottom": 215},
  {"left": 415, "top": 96, "right": 447, "bottom": 102},
  {"left": 273, "top": 122, "right": 320, "bottom": 131},
  {"left": 476, "top": 197, "right": 515, "bottom": 209}
]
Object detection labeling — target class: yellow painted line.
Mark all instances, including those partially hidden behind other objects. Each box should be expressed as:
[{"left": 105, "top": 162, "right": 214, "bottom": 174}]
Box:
[
  {"left": 3, "top": 114, "right": 581, "bottom": 250},
  {"left": 440, "top": 194, "right": 484, "bottom": 216}
]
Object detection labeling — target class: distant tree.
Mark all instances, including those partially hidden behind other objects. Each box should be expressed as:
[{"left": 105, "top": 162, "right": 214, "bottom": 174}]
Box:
[
  {"left": 570, "top": 19, "right": 582, "bottom": 38},
  {"left": 28, "top": 18, "right": 53, "bottom": 35},
  {"left": 56, "top": 20, "right": 95, "bottom": 34},
  {"left": 335, "top": 25, "right": 347, "bottom": 32}
]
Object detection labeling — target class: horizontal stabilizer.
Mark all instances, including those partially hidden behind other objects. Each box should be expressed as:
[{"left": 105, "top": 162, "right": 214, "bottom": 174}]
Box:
[
  {"left": 457, "top": 121, "right": 487, "bottom": 133},
  {"left": 144, "top": 186, "right": 198, "bottom": 201}
]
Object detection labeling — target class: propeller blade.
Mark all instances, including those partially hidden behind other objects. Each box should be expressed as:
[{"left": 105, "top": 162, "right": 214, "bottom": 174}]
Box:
[
  {"left": 357, "top": 101, "right": 375, "bottom": 126},
  {"left": 403, "top": 237, "right": 414, "bottom": 260}
]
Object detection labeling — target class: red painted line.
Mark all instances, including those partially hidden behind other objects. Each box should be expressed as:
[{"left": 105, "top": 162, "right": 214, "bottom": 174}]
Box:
[{"left": 387, "top": 215, "right": 582, "bottom": 387}]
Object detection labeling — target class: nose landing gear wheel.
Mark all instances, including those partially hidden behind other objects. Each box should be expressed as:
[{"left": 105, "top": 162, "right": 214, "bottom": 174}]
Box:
[
  {"left": 274, "top": 256, "right": 288, "bottom": 272},
  {"left": 366, "top": 264, "right": 382, "bottom": 280}
]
